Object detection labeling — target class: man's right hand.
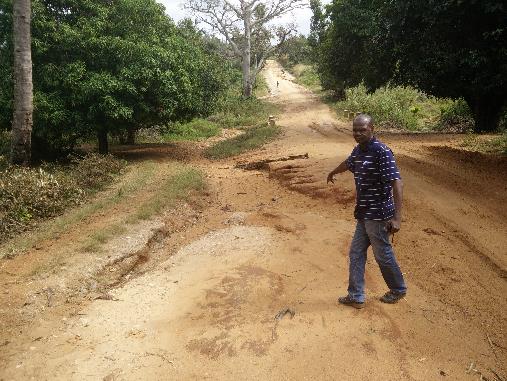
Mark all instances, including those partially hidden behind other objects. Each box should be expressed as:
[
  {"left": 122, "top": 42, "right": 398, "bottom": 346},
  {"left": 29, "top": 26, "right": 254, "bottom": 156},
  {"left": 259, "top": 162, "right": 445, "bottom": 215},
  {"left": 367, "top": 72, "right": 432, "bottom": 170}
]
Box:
[{"left": 327, "top": 172, "right": 335, "bottom": 184}]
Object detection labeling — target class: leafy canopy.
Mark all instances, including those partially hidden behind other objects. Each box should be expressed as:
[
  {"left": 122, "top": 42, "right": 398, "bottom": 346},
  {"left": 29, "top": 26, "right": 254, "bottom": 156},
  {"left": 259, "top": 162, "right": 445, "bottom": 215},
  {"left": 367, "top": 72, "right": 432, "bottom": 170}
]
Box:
[
  {"left": 314, "top": 0, "right": 507, "bottom": 132},
  {"left": 0, "top": 0, "right": 235, "bottom": 157}
]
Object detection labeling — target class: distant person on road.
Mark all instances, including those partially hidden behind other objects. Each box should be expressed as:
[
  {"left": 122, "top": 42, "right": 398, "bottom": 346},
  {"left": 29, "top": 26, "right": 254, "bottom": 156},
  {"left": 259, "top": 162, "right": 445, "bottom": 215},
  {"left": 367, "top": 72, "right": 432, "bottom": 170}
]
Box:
[
  {"left": 277, "top": 80, "right": 279, "bottom": 88},
  {"left": 327, "top": 113, "right": 406, "bottom": 309}
]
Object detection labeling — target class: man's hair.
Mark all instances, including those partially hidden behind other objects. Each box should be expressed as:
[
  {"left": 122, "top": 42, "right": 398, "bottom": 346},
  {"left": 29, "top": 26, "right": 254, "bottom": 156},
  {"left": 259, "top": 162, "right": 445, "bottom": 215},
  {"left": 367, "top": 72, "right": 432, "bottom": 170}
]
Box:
[{"left": 353, "top": 113, "right": 374, "bottom": 127}]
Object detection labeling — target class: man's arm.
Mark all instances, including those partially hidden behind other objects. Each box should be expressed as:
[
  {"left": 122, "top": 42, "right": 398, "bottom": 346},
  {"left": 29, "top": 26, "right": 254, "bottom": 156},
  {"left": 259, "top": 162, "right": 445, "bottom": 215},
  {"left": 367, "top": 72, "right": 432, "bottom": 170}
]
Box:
[
  {"left": 327, "top": 160, "right": 349, "bottom": 184},
  {"left": 390, "top": 179, "right": 403, "bottom": 233}
]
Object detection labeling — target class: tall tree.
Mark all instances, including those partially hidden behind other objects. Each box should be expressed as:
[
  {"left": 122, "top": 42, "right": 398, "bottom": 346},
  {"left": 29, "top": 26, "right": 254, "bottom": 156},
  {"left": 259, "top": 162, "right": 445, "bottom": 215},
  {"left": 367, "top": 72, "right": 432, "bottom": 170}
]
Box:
[
  {"left": 315, "top": 0, "right": 392, "bottom": 96},
  {"left": 308, "top": 0, "right": 325, "bottom": 49},
  {"left": 382, "top": 0, "right": 507, "bottom": 132},
  {"left": 11, "top": 0, "right": 32, "bottom": 165},
  {"left": 186, "top": 0, "right": 305, "bottom": 97}
]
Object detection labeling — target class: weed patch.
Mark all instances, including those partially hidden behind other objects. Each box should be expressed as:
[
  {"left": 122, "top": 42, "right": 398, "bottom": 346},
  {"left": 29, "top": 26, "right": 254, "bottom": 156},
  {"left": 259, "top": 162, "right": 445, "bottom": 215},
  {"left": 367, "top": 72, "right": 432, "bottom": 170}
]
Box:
[
  {"left": 71, "top": 153, "right": 126, "bottom": 190},
  {"left": 205, "top": 124, "right": 281, "bottom": 159},
  {"left": 163, "top": 119, "right": 221, "bottom": 142},
  {"left": 292, "top": 64, "right": 322, "bottom": 93},
  {"left": 130, "top": 166, "right": 205, "bottom": 222},
  {"left": 0, "top": 161, "right": 156, "bottom": 258},
  {"left": 81, "top": 223, "right": 127, "bottom": 252},
  {"left": 210, "top": 95, "right": 279, "bottom": 129},
  {"left": 0, "top": 154, "right": 126, "bottom": 244},
  {"left": 437, "top": 99, "right": 474, "bottom": 132},
  {"left": 459, "top": 133, "right": 507, "bottom": 155},
  {"left": 336, "top": 84, "right": 440, "bottom": 131},
  {"left": 253, "top": 74, "right": 270, "bottom": 98}
]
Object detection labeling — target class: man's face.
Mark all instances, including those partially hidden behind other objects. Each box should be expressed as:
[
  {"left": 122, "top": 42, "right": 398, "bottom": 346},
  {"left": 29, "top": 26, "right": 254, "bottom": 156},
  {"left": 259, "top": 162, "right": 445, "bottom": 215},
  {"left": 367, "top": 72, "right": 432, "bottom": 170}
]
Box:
[{"left": 352, "top": 122, "right": 373, "bottom": 144}]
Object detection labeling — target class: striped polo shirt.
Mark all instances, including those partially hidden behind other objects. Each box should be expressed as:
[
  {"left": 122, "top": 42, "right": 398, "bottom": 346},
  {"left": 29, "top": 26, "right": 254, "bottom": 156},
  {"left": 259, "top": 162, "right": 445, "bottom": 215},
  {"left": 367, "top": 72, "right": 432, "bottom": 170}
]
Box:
[{"left": 345, "top": 137, "right": 401, "bottom": 221}]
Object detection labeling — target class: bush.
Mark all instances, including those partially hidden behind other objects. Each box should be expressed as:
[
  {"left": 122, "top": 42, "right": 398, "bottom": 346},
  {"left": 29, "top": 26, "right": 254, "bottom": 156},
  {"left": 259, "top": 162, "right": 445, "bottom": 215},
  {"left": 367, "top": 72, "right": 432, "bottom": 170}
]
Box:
[
  {"left": 438, "top": 99, "right": 474, "bottom": 132},
  {"left": 0, "top": 167, "right": 83, "bottom": 239},
  {"left": 71, "top": 154, "right": 126, "bottom": 190},
  {"left": 336, "top": 84, "right": 442, "bottom": 131},
  {"left": 0, "top": 154, "right": 126, "bottom": 242}
]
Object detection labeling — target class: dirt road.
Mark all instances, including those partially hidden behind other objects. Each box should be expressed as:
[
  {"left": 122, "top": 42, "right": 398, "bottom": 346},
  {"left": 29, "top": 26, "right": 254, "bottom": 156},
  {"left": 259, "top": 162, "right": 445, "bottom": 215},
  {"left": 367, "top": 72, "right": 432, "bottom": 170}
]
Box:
[{"left": 1, "top": 61, "right": 506, "bottom": 380}]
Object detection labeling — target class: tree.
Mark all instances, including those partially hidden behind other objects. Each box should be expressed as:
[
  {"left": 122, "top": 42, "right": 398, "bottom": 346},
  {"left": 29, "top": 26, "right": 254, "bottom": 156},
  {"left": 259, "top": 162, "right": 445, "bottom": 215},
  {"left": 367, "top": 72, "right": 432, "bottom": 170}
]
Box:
[
  {"left": 11, "top": 0, "right": 33, "bottom": 165},
  {"left": 314, "top": 0, "right": 393, "bottom": 97},
  {"left": 315, "top": 0, "right": 507, "bottom": 132},
  {"left": 186, "top": 0, "right": 306, "bottom": 97},
  {"left": 308, "top": 0, "right": 325, "bottom": 49},
  {"left": 381, "top": 0, "right": 507, "bottom": 132},
  {"left": 277, "top": 34, "right": 312, "bottom": 67},
  {"left": 0, "top": 0, "right": 235, "bottom": 158}
]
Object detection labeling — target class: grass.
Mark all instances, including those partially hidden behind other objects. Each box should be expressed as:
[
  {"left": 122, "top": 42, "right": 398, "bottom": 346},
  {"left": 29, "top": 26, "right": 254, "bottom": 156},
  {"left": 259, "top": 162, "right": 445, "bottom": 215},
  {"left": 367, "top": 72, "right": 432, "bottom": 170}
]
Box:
[
  {"left": 204, "top": 124, "right": 281, "bottom": 159},
  {"left": 133, "top": 83, "right": 279, "bottom": 144},
  {"left": 0, "top": 160, "right": 207, "bottom": 257},
  {"left": 459, "top": 132, "right": 507, "bottom": 155},
  {"left": 253, "top": 73, "right": 270, "bottom": 98},
  {"left": 79, "top": 165, "right": 205, "bottom": 252},
  {"left": 162, "top": 119, "right": 221, "bottom": 142},
  {"left": 130, "top": 166, "right": 205, "bottom": 222},
  {"left": 81, "top": 223, "right": 127, "bottom": 253},
  {"left": 292, "top": 64, "right": 322, "bottom": 93},
  {"left": 209, "top": 77, "right": 280, "bottom": 130}
]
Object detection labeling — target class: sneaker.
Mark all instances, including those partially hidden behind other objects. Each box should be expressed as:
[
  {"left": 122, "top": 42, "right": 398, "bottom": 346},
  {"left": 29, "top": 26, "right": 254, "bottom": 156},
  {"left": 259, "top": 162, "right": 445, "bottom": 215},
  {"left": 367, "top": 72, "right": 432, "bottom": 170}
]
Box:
[
  {"left": 338, "top": 295, "right": 365, "bottom": 309},
  {"left": 380, "top": 290, "right": 406, "bottom": 304}
]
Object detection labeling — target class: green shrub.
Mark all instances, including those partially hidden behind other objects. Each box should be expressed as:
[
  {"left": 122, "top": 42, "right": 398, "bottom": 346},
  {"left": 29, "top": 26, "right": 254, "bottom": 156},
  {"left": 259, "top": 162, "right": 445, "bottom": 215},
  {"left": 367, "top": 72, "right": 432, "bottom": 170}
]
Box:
[
  {"left": 438, "top": 99, "right": 474, "bottom": 132},
  {"left": 205, "top": 124, "right": 280, "bottom": 159},
  {"left": 253, "top": 74, "right": 270, "bottom": 98},
  {"left": 163, "top": 118, "right": 221, "bottom": 141},
  {"left": 336, "top": 84, "right": 442, "bottom": 131}
]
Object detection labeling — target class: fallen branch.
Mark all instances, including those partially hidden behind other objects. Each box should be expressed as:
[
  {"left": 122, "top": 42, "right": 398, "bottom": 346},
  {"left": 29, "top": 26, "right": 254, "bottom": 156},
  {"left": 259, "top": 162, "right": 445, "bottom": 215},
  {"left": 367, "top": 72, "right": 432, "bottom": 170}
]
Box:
[{"left": 236, "top": 153, "right": 309, "bottom": 170}]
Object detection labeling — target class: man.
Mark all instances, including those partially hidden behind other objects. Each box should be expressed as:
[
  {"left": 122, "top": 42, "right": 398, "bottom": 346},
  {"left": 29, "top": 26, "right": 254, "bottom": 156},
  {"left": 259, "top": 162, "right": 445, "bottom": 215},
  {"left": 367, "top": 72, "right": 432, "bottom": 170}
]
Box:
[{"left": 327, "top": 114, "right": 406, "bottom": 309}]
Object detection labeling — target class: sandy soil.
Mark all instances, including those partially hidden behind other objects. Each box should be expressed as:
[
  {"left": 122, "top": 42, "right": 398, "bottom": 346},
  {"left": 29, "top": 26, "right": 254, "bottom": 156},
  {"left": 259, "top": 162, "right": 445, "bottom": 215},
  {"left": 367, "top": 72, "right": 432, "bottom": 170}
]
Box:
[{"left": 1, "top": 60, "right": 506, "bottom": 381}]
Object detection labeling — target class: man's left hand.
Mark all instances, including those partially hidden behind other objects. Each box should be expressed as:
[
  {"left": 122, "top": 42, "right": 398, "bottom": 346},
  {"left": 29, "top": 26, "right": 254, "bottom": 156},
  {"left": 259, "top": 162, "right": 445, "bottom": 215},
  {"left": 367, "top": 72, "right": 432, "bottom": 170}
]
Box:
[{"left": 388, "top": 218, "right": 401, "bottom": 234}]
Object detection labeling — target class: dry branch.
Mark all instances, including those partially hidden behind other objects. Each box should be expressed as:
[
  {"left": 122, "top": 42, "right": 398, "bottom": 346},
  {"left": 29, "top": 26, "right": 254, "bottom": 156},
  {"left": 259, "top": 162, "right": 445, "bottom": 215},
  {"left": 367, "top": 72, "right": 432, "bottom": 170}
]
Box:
[{"left": 235, "top": 153, "right": 309, "bottom": 170}]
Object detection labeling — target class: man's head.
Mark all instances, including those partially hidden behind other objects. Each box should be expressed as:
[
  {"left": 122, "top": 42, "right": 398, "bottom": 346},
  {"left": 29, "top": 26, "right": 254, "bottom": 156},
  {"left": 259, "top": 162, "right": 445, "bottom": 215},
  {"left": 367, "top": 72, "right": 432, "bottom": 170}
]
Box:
[{"left": 352, "top": 113, "right": 374, "bottom": 145}]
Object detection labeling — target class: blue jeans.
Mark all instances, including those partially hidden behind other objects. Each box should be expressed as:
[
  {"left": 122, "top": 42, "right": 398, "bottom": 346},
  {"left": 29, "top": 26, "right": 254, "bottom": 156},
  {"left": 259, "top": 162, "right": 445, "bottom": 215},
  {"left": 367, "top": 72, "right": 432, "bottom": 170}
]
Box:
[{"left": 347, "top": 219, "right": 406, "bottom": 302}]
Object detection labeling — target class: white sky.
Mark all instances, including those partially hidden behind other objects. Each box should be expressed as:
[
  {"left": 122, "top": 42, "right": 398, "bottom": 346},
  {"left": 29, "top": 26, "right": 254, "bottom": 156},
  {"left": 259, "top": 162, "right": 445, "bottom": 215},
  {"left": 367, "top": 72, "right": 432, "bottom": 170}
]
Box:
[{"left": 159, "top": 0, "right": 331, "bottom": 36}]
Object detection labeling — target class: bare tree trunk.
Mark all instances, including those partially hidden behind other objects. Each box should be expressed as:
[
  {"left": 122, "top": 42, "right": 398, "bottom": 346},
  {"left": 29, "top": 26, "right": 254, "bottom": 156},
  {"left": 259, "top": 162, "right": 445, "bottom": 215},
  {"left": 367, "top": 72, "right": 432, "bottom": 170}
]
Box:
[
  {"left": 242, "top": 4, "right": 252, "bottom": 97},
  {"left": 126, "top": 126, "right": 136, "bottom": 145},
  {"left": 11, "top": 0, "right": 33, "bottom": 166},
  {"left": 97, "top": 127, "right": 109, "bottom": 154}
]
